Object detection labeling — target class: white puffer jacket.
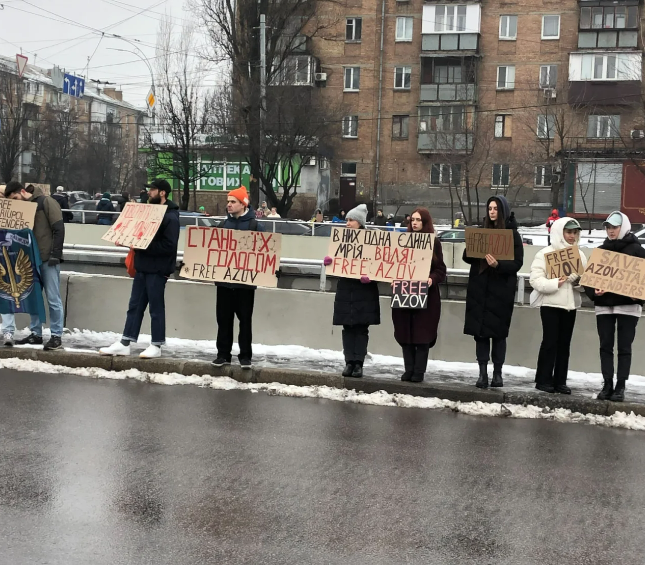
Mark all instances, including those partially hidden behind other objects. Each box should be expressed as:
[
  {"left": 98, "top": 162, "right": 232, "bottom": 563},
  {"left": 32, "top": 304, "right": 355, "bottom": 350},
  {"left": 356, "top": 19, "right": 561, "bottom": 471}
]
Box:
[{"left": 529, "top": 218, "right": 588, "bottom": 311}]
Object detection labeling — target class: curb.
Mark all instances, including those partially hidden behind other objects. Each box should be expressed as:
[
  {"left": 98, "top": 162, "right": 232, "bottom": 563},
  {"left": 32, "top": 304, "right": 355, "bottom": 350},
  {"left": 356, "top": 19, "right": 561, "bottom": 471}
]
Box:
[{"left": 0, "top": 348, "right": 643, "bottom": 418}]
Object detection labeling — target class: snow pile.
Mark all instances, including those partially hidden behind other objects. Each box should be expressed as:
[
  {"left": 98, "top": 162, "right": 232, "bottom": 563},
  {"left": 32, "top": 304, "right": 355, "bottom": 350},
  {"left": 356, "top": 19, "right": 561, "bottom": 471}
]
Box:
[{"left": 1, "top": 357, "right": 644, "bottom": 432}]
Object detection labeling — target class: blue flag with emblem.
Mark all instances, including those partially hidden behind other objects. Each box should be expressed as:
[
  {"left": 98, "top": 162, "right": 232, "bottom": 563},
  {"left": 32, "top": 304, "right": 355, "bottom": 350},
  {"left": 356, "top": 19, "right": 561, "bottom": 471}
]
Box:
[{"left": 0, "top": 229, "right": 46, "bottom": 322}]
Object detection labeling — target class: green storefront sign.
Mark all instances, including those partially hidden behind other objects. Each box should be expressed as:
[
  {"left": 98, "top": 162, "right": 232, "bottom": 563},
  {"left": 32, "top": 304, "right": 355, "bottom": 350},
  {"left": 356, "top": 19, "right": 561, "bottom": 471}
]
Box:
[{"left": 199, "top": 162, "right": 252, "bottom": 190}]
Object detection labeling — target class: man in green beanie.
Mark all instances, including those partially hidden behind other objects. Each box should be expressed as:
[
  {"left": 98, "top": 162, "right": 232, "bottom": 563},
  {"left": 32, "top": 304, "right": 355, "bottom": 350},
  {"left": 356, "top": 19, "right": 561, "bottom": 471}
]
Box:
[{"left": 96, "top": 192, "right": 116, "bottom": 225}]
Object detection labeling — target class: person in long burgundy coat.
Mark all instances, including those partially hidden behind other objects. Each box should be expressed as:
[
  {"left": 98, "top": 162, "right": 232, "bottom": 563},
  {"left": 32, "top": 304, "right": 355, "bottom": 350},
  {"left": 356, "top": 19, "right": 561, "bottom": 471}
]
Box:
[{"left": 392, "top": 208, "right": 447, "bottom": 382}]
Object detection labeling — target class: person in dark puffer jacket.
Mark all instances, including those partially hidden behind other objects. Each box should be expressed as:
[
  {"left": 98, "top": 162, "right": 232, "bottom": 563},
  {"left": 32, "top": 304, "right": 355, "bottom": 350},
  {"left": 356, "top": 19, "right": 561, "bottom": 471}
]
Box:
[
  {"left": 463, "top": 195, "right": 524, "bottom": 389},
  {"left": 584, "top": 211, "right": 645, "bottom": 402},
  {"left": 324, "top": 204, "right": 380, "bottom": 379}
]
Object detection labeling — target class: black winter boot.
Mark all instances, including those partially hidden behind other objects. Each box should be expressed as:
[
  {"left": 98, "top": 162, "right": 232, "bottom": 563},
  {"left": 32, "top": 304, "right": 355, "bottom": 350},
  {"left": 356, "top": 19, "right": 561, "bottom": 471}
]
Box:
[
  {"left": 342, "top": 363, "right": 355, "bottom": 377},
  {"left": 351, "top": 361, "right": 364, "bottom": 378},
  {"left": 476, "top": 362, "right": 488, "bottom": 389},
  {"left": 490, "top": 364, "right": 503, "bottom": 387},
  {"left": 597, "top": 379, "right": 614, "bottom": 401},
  {"left": 610, "top": 380, "right": 625, "bottom": 402}
]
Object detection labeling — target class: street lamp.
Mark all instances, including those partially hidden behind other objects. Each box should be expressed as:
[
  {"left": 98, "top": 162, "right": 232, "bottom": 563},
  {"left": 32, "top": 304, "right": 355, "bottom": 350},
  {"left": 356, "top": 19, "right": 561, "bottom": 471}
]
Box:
[{"left": 106, "top": 45, "right": 155, "bottom": 115}]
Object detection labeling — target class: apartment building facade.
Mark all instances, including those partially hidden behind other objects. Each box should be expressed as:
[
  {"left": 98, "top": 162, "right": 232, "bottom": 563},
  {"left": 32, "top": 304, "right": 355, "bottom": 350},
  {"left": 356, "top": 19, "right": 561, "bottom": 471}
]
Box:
[{"left": 302, "top": 0, "right": 645, "bottom": 223}]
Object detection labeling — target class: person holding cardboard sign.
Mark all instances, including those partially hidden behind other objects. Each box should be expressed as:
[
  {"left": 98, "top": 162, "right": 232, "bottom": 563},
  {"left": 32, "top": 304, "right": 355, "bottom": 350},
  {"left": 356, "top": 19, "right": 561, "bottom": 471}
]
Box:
[
  {"left": 529, "top": 218, "right": 587, "bottom": 394},
  {"left": 463, "top": 195, "right": 523, "bottom": 389},
  {"left": 324, "top": 204, "right": 380, "bottom": 379},
  {"left": 391, "top": 208, "right": 446, "bottom": 382},
  {"left": 583, "top": 211, "right": 645, "bottom": 402}
]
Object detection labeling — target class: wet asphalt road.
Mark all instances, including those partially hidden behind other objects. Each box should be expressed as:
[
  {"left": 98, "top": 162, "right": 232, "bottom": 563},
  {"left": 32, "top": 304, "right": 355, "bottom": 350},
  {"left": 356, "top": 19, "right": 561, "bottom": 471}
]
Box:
[{"left": 0, "top": 369, "right": 643, "bottom": 565}]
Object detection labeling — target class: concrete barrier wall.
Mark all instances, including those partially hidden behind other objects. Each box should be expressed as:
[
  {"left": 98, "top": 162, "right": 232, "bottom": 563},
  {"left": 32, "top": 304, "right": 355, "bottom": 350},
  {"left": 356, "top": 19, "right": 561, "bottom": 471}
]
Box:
[{"left": 59, "top": 273, "right": 645, "bottom": 374}]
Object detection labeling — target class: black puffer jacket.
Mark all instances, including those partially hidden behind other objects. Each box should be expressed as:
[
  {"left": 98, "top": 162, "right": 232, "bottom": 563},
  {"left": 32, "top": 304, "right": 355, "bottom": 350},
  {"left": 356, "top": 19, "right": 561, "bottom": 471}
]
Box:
[
  {"left": 463, "top": 196, "right": 524, "bottom": 339},
  {"left": 333, "top": 277, "right": 381, "bottom": 327},
  {"left": 584, "top": 233, "right": 645, "bottom": 307},
  {"left": 134, "top": 200, "right": 180, "bottom": 276}
]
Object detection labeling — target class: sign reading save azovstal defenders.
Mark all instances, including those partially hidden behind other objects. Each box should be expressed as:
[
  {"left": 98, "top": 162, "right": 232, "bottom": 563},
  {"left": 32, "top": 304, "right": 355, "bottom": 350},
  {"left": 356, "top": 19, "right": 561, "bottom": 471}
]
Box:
[
  {"left": 0, "top": 199, "right": 37, "bottom": 230},
  {"left": 101, "top": 203, "right": 167, "bottom": 250},
  {"left": 181, "top": 226, "right": 282, "bottom": 288},
  {"left": 580, "top": 248, "right": 645, "bottom": 300},
  {"left": 544, "top": 246, "right": 585, "bottom": 279},
  {"left": 326, "top": 227, "right": 434, "bottom": 283},
  {"left": 465, "top": 228, "right": 515, "bottom": 260}
]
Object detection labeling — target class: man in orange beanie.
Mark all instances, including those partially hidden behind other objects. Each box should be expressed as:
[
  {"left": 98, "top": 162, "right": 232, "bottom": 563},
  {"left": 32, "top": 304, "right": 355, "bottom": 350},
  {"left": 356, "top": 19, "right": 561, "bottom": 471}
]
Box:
[{"left": 212, "top": 186, "right": 265, "bottom": 370}]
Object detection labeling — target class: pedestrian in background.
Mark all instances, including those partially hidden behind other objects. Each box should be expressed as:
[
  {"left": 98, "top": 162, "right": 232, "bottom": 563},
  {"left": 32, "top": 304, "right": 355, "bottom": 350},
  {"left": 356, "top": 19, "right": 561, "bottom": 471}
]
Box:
[
  {"left": 96, "top": 192, "right": 115, "bottom": 225},
  {"left": 332, "top": 210, "right": 346, "bottom": 223},
  {"left": 546, "top": 209, "right": 560, "bottom": 245},
  {"left": 401, "top": 214, "right": 411, "bottom": 228},
  {"left": 584, "top": 211, "right": 645, "bottom": 402},
  {"left": 392, "top": 208, "right": 446, "bottom": 382},
  {"left": 373, "top": 209, "right": 387, "bottom": 226},
  {"left": 463, "top": 195, "right": 524, "bottom": 388},
  {"left": 51, "top": 186, "right": 73, "bottom": 223},
  {"left": 530, "top": 218, "right": 587, "bottom": 394},
  {"left": 4, "top": 181, "right": 65, "bottom": 350},
  {"left": 324, "top": 204, "right": 380, "bottom": 378},
  {"left": 99, "top": 180, "right": 180, "bottom": 359}
]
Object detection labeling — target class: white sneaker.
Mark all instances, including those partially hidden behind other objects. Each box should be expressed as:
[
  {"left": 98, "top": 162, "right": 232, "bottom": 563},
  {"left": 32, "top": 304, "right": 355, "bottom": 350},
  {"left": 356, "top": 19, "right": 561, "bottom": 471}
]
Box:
[
  {"left": 3, "top": 333, "right": 13, "bottom": 347},
  {"left": 139, "top": 345, "right": 161, "bottom": 359},
  {"left": 99, "top": 341, "right": 131, "bottom": 356}
]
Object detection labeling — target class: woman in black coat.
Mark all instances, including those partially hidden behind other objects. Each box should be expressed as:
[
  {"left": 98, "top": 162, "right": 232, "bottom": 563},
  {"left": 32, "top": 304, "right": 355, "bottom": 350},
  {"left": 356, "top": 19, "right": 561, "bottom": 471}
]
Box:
[
  {"left": 463, "top": 195, "right": 524, "bottom": 389},
  {"left": 324, "top": 204, "right": 380, "bottom": 378}
]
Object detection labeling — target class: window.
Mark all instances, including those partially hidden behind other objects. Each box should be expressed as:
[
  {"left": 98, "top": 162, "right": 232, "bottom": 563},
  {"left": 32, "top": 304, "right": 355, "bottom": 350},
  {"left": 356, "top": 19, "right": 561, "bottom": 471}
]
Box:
[
  {"left": 342, "top": 116, "right": 359, "bottom": 138},
  {"left": 434, "top": 5, "right": 467, "bottom": 32},
  {"left": 492, "top": 164, "right": 510, "bottom": 187},
  {"left": 319, "top": 157, "right": 329, "bottom": 170},
  {"left": 346, "top": 18, "right": 362, "bottom": 41},
  {"left": 341, "top": 162, "right": 357, "bottom": 175},
  {"left": 394, "top": 66, "right": 412, "bottom": 89},
  {"left": 576, "top": 53, "right": 640, "bottom": 81},
  {"left": 494, "top": 115, "right": 511, "bottom": 138},
  {"left": 580, "top": 6, "right": 638, "bottom": 30},
  {"left": 539, "top": 65, "right": 557, "bottom": 88},
  {"left": 537, "top": 115, "right": 555, "bottom": 138},
  {"left": 497, "top": 66, "right": 515, "bottom": 89},
  {"left": 542, "top": 15, "right": 560, "bottom": 39},
  {"left": 499, "top": 15, "right": 517, "bottom": 40},
  {"left": 431, "top": 164, "right": 462, "bottom": 185},
  {"left": 433, "top": 64, "right": 463, "bottom": 84},
  {"left": 392, "top": 115, "right": 409, "bottom": 139},
  {"left": 344, "top": 67, "right": 360, "bottom": 91},
  {"left": 419, "top": 106, "right": 465, "bottom": 132},
  {"left": 587, "top": 115, "right": 620, "bottom": 138},
  {"left": 275, "top": 56, "right": 313, "bottom": 85},
  {"left": 535, "top": 165, "right": 553, "bottom": 188},
  {"left": 396, "top": 17, "right": 413, "bottom": 41}
]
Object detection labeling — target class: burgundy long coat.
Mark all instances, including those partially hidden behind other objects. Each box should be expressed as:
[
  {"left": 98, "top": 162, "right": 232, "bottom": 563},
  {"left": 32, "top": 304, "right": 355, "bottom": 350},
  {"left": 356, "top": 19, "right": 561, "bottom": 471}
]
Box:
[{"left": 391, "top": 239, "right": 447, "bottom": 346}]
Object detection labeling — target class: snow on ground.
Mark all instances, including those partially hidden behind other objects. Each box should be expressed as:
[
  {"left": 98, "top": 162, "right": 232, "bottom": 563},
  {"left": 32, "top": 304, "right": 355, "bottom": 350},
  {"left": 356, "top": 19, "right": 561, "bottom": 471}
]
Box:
[{"left": 0, "top": 355, "right": 643, "bottom": 432}]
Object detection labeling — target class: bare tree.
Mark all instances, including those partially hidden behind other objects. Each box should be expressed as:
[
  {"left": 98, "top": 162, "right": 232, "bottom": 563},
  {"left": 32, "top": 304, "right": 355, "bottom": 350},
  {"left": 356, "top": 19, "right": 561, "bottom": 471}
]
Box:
[{"left": 0, "top": 65, "right": 31, "bottom": 183}]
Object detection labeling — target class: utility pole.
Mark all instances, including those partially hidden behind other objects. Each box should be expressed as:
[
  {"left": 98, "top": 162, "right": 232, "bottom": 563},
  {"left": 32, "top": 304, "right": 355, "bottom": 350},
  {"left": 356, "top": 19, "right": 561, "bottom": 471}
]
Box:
[{"left": 259, "top": 12, "right": 266, "bottom": 206}]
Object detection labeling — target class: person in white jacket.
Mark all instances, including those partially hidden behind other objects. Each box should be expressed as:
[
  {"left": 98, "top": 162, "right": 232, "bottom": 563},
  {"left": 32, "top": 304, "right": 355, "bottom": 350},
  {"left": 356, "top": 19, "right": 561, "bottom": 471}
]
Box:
[{"left": 530, "top": 217, "right": 588, "bottom": 394}]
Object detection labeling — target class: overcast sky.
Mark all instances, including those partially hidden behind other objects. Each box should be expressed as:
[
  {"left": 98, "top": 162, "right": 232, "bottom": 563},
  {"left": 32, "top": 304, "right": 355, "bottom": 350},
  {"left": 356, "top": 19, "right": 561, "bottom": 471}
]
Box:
[{"left": 0, "top": 0, "right": 211, "bottom": 106}]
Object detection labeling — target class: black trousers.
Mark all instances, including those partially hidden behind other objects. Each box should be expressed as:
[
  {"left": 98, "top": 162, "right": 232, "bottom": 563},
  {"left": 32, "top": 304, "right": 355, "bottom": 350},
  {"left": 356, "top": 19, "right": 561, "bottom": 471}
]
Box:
[
  {"left": 342, "top": 324, "right": 369, "bottom": 363},
  {"left": 474, "top": 337, "right": 507, "bottom": 366},
  {"left": 216, "top": 286, "right": 256, "bottom": 361},
  {"left": 402, "top": 344, "right": 431, "bottom": 378},
  {"left": 534, "top": 307, "right": 577, "bottom": 387},
  {"left": 597, "top": 314, "right": 639, "bottom": 381}
]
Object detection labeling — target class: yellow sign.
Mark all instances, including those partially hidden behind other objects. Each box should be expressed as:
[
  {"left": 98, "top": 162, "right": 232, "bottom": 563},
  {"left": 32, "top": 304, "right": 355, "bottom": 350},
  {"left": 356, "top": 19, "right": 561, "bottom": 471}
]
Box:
[{"left": 146, "top": 89, "right": 156, "bottom": 109}]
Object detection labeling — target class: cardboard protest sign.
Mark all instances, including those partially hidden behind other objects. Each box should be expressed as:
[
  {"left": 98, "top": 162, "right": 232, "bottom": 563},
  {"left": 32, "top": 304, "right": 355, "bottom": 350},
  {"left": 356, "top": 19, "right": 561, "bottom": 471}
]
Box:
[
  {"left": 326, "top": 227, "right": 434, "bottom": 283},
  {"left": 391, "top": 280, "right": 429, "bottom": 309},
  {"left": 0, "top": 199, "right": 36, "bottom": 230},
  {"left": 182, "top": 226, "right": 282, "bottom": 288},
  {"left": 544, "top": 246, "right": 584, "bottom": 279},
  {"left": 580, "top": 248, "right": 645, "bottom": 301},
  {"left": 465, "top": 228, "right": 514, "bottom": 260},
  {"left": 101, "top": 202, "right": 167, "bottom": 249}
]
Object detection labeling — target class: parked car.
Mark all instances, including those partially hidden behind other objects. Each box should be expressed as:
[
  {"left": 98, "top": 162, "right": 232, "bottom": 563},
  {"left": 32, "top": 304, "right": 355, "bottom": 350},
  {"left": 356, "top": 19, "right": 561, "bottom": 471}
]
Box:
[
  {"left": 70, "top": 200, "right": 99, "bottom": 224},
  {"left": 179, "top": 212, "right": 220, "bottom": 228},
  {"left": 437, "top": 228, "right": 533, "bottom": 246},
  {"left": 68, "top": 191, "right": 92, "bottom": 205},
  {"left": 257, "top": 219, "right": 312, "bottom": 235}
]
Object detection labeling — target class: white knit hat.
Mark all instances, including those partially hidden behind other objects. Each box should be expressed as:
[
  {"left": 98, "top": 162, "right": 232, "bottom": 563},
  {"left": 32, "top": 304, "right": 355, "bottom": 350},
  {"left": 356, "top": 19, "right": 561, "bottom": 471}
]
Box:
[{"left": 346, "top": 204, "right": 368, "bottom": 228}]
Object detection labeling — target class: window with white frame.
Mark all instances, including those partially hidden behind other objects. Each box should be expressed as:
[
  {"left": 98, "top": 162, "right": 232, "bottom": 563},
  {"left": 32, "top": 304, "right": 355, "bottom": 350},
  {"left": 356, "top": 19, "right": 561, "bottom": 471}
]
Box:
[
  {"left": 431, "top": 163, "right": 462, "bottom": 185},
  {"left": 394, "top": 66, "right": 412, "bottom": 89},
  {"left": 572, "top": 53, "right": 641, "bottom": 81},
  {"left": 392, "top": 115, "right": 409, "bottom": 139},
  {"left": 535, "top": 165, "right": 553, "bottom": 188},
  {"left": 344, "top": 67, "right": 361, "bottom": 91},
  {"left": 580, "top": 6, "right": 639, "bottom": 30},
  {"left": 587, "top": 115, "right": 620, "bottom": 138},
  {"left": 346, "top": 18, "right": 362, "bottom": 41},
  {"left": 342, "top": 116, "right": 359, "bottom": 138},
  {"left": 434, "top": 5, "right": 467, "bottom": 32},
  {"left": 396, "top": 17, "right": 413, "bottom": 41},
  {"left": 542, "top": 15, "right": 560, "bottom": 39},
  {"left": 539, "top": 65, "right": 557, "bottom": 88},
  {"left": 537, "top": 114, "right": 556, "bottom": 138},
  {"left": 274, "top": 56, "right": 313, "bottom": 85},
  {"left": 494, "top": 115, "right": 511, "bottom": 138},
  {"left": 492, "top": 164, "right": 510, "bottom": 187},
  {"left": 499, "top": 15, "right": 517, "bottom": 40},
  {"left": 497, "top": 66, "right": 515, "bottom": 89}
]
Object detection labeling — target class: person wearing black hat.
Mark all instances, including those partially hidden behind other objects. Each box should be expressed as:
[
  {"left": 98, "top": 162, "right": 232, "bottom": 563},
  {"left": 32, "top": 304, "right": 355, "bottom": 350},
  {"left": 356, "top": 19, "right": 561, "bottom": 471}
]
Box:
[{"left": 100, "top": 179, "right": 180, "bottom": 359}]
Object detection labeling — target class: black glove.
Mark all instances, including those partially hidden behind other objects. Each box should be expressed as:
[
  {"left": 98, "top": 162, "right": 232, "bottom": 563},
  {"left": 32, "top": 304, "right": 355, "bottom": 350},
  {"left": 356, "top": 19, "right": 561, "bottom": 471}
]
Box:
[
  {"left": 275, "top": 269, "right": 282, "bottom": 279},
  {"left": 48, "top": 257, "right": 61, "bottom": 267}
]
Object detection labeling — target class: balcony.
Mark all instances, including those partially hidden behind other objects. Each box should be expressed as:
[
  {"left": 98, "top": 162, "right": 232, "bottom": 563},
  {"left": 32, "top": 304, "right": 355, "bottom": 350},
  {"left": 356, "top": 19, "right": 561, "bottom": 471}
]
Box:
[
  {"left": 421, "top": 4, "right": 481, "bottom": 53},
  {"left": 419, "top": 57, "right": 477, "bottom": 103},
  {"left": 420, "top": 83, "right": 476, "bottom": 102},
  {"left": 578, "top": 2, "right": 640, "bottom": 49},
  {"left": 417, "top": 132, "right": 473, "bottom": 153}
]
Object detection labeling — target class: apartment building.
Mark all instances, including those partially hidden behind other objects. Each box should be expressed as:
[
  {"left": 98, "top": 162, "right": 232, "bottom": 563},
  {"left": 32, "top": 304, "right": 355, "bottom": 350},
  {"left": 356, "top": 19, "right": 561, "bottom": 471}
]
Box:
[{"left": 302, "top": 0, "right": 645, "bottom": 223}]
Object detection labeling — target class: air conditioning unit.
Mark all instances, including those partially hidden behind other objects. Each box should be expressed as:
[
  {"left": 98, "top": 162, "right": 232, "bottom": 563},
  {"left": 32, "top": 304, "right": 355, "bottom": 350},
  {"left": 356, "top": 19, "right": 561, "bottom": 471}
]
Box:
[
  {"left": 543, "top": 88, "right": 556, "bottom": 99},
  {"left": 307, "top": 156, "right": 316, "bottom": 166},
  {"left": 631, "top": 129, "right": 645, "bottom": 139},
  {"left": 314, "top": 72, "right": 327, "bottom": 82}
]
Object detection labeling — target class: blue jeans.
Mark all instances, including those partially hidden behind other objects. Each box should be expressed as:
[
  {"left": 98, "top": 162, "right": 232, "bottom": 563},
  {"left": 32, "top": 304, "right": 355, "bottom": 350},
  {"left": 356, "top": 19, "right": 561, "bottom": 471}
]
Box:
[
  {"left": 98, "top": 218, "right": 111, "bottom": 225},
  {"left": 123, "top": 272, "right": 168, "bottom": 346},
  {"left": 1, "top": 314, "right": 15, "bottom": 334},
  {"left": 31, "top": 263, "right": 64, "bottom": 337}
]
